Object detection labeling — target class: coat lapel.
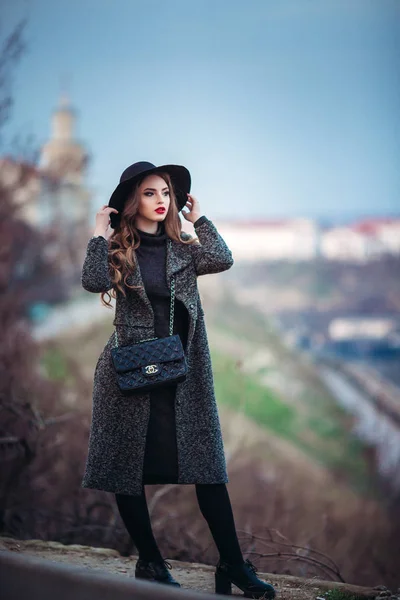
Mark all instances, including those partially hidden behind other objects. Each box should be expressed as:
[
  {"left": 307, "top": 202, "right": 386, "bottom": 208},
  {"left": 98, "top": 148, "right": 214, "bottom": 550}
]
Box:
[
  {"left": 166, "top": 237, "right": 192, "bottom": 286},
  {"left": 127, "top": 236, "right": 192, "bottom": 313},
  {"left": 126, "top": 255, "right": 148, "bottom": 310}
]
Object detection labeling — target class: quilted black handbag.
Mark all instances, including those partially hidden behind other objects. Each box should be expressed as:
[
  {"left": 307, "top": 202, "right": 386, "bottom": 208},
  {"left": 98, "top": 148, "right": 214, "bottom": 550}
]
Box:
[{"left": 110, "top": 240, "right": 188, "bottom": 395}]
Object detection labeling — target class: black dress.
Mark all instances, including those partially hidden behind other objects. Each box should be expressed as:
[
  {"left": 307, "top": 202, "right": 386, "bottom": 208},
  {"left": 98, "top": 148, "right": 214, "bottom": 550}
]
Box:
[{"left": 135, "top": 221, "right": 189, "bottom": 484}]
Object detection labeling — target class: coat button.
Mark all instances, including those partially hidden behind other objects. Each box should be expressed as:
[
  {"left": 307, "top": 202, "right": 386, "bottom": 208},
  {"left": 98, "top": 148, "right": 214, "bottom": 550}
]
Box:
[{"left": 189, "top": 303, "right": 194, "bottom": 309}]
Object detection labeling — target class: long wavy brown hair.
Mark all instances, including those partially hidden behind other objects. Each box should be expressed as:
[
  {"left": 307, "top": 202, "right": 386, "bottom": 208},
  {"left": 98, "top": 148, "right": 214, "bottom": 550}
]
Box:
[{"left": 100, "top": 171, "right": 198, "bottom": 308}]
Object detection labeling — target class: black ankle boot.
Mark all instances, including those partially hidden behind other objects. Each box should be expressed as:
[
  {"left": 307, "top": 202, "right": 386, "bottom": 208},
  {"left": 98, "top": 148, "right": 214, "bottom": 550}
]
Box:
[
  {"left": 135, "top": 558, "right": 181, "bottom": 587},
  {"left": 215, "top": 558, "right": 276, "bottom": 598}
]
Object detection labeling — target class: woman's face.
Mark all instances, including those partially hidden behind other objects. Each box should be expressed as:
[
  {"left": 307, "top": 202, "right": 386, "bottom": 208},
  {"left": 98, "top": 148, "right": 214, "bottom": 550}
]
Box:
[{"left": 136, "top": 174, "right": 171, "bottom": 224}]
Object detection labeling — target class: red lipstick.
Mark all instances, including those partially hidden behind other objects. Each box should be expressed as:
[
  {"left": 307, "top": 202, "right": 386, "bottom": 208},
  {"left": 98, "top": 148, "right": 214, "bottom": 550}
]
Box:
[{"left": 155, "top": 207, "right": 165, "bottom": 213}]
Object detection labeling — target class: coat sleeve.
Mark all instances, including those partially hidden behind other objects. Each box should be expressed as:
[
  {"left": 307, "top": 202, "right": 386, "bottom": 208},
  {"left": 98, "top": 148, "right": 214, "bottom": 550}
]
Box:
[
  {"left": 81, "top": 235, "right": 113, "bottom": 293},
  {"left": 190, "top": 216, "right": 234, "bottom": 276}
]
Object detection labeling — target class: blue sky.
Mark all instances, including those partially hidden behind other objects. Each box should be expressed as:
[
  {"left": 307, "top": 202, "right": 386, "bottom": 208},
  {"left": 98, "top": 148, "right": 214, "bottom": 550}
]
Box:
[{"left": 3, "top": 0, "right": 400, "bottom": 221}]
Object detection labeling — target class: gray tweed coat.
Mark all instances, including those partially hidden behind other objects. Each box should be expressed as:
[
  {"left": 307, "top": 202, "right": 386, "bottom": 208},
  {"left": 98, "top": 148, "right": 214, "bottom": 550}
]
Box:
[{"left": 81, "top": 216, "right": 234, "bottom": 496}]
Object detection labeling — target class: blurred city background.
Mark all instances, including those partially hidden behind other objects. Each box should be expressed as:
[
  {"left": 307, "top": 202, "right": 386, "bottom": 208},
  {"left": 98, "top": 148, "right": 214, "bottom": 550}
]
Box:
[{"left": 1, "top": 0, "right": 399, "bottom": 592}]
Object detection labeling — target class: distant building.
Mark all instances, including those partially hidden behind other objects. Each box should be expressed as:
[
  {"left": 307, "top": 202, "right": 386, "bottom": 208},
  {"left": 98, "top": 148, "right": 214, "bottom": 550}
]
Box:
[
  {"left": 40, "top": 93, "right": 89, "bottom": 186},
  {"left": 0, "top": 94, "right": 92, "bottom": 285},
  {"left": 353, "top": 219, "right": 400, "bottom": 256},
  {"left": 327, "top": 315, "right": 400, "bottom": 358},
  {"left": 208, "top": 218, "right": 320, "bottom": 262},
  {"left": 320, "top": 219, "right": 400, "bottom": 262},
  {"left": 329, "top": 316, "right": 398, "bottom": 341},
  {"left": 201, "top": 216, "right": 400, "bottom": 263},
  {"left": 320, "top": 226, "right": 385, "bottom": 262}
]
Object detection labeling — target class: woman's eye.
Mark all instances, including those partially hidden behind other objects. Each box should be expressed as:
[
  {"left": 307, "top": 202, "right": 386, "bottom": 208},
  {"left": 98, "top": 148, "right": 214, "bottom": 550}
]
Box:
[{"left": 144, "top": 191, "right": 169, "bottom": 197}]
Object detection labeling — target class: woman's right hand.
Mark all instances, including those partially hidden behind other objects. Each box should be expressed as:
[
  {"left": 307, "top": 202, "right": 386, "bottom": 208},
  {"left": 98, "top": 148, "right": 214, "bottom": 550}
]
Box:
[{"left": 94, "top": 204, "right": 119, "bottom": 237}]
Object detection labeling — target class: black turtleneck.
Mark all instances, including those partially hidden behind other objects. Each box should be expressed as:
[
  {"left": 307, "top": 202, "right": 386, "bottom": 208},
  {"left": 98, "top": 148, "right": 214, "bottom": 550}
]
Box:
[
  {"left": 135, "top": 221, "right": 169, "bottom": 300},
  {"left": 135, "top": 221, "right": 189, "bottom": 349}
]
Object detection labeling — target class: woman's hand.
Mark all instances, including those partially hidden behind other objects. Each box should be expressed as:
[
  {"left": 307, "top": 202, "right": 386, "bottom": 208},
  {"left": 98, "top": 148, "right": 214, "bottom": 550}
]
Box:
[
  {"left": 181, "top": 194, "right": 203, "bottom": 224},
  {"left": 94, "top": 204, "right": 119, "bottom": 237}
]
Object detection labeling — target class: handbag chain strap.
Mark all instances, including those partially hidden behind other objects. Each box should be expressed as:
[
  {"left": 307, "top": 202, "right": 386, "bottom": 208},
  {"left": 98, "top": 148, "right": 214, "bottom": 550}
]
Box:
[{"left": 113, "top": 238, "right": 175, "bottom": 349}]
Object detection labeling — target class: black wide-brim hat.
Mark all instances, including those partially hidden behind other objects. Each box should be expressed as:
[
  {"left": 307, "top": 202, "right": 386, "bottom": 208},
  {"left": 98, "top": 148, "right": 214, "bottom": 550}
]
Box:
[{"left": 108, "top": 161, "right": 191, "bottom": 229}]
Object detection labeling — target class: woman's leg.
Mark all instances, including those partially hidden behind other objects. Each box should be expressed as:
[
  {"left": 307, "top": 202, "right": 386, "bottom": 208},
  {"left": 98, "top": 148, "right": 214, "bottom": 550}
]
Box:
[
  {"left": 195, "top": 483, "right": 244, "bottom": 565},
  {"left": 115, "top": 487, "right": 163, "bottom": 562},
  {"left": 196, "top": 484, "right": 276, "bottom": 598}
]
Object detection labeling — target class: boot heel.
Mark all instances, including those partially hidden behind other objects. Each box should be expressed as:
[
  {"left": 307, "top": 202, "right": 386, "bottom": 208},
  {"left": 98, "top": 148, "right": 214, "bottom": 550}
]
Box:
[{"left": 215, "top": 572, "right": 232, "bottom": 595}]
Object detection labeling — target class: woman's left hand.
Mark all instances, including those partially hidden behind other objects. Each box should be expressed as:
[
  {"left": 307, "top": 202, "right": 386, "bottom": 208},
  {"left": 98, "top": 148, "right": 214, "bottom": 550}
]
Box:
[{"left": 181, "top": 194, "right": 203, "bottom": 223}]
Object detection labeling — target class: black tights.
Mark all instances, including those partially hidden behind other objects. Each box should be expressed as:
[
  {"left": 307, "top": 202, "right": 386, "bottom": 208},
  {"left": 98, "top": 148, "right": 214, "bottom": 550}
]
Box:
[{"left": 115, "top": 483, "right": 244, "bottom": 565}]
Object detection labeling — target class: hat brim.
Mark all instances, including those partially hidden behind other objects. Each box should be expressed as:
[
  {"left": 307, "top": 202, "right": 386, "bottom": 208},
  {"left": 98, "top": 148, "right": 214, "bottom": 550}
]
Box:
[{"left": 108, "top": 164, "right": 191, "bottom": 229}]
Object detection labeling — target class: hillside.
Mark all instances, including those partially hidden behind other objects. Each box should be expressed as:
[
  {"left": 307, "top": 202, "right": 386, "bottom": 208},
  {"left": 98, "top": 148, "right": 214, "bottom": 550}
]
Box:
[{"left": 30, "top": 303, "right": 400, "bottom": 588}]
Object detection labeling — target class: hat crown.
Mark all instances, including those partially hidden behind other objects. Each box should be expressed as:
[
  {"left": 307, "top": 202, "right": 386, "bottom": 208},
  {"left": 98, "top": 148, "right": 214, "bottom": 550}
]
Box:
[{"left": 119, "top": 161, "right": 156, "bottom": 183}]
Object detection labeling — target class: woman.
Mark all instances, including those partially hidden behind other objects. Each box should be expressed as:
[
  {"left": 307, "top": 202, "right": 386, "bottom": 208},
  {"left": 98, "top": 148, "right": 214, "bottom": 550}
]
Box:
[{"left": 81, "top": 161, "right": 276, "bottom": 598}]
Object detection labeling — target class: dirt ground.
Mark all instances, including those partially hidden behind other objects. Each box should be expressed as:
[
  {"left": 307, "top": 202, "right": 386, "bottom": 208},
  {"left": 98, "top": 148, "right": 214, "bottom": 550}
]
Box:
[{"left": 0, "top": 536, "right": 393, "bottom": 600}]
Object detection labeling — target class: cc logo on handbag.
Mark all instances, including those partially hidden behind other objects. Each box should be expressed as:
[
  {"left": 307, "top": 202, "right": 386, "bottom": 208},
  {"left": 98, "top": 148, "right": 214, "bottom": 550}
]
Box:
[{"left": 144, "top": 364, "right": 160, "bottom": 375}]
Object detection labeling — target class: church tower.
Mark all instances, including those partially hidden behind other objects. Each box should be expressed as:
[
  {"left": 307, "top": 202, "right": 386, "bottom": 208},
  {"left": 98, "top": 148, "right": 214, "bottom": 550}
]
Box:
[
  {"left": 37, "top": 94, "right": 92, "bottom": 285},
  {"left": 40, "top": 94, "right": 89, "bottom": 184}
]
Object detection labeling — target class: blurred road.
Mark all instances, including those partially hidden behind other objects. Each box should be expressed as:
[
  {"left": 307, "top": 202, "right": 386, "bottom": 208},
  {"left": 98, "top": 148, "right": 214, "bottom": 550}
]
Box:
[{"left": 320, "top": 365, "right": 400, "bottom": 490}]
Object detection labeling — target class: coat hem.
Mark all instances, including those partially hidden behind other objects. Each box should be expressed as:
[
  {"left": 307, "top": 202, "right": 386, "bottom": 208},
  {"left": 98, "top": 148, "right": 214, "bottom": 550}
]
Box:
[{"left": 81, "top": 476, "right": 229, "bottom": 496}]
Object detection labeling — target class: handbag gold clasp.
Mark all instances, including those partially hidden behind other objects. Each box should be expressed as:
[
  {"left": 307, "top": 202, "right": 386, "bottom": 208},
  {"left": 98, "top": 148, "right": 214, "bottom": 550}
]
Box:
[{"left": 144, "top": 364, "right": 159, "bottom": 375}]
